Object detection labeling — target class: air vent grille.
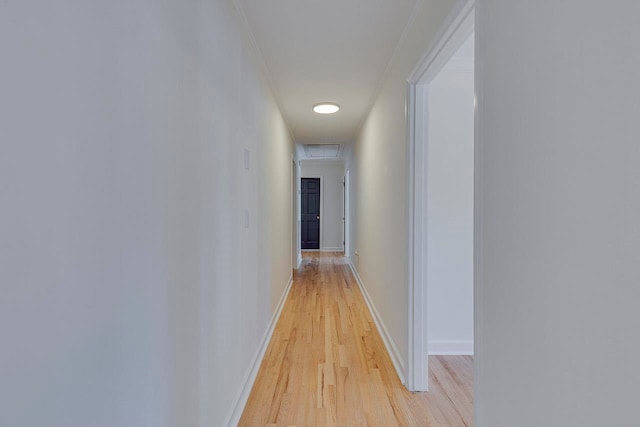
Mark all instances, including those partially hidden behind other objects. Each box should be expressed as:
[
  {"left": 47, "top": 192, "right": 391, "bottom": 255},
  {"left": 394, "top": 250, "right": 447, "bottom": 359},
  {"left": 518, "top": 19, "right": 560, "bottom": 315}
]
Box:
[{"left": 303, "top": 144, "right": 340, "bottom": 158}]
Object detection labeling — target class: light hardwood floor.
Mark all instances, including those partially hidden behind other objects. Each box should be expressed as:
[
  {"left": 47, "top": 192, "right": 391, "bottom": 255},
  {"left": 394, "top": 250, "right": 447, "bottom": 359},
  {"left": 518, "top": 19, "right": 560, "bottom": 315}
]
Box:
[{"left": 239, "top": 252, "right": 473, "bottom": 427}]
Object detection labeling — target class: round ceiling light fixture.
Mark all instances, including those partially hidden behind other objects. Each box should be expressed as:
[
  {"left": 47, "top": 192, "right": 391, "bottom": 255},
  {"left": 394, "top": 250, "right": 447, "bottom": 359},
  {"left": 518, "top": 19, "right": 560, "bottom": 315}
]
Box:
[{"left": 313, "top": 102, "right": 340, "bottom": 114}]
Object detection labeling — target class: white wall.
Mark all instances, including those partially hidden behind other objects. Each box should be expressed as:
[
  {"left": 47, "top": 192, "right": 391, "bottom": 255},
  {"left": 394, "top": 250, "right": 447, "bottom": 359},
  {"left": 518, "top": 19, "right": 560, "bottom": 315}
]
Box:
[
  {"left": 345, "top": 0, "right": 459, "bottom": 379},
  {"left": 300, "top": 159, "right": 345, "bottom": 251},
  {"left": 0, "top": 1, "right": 293, "bottom": 426},
  {"left": 426, "top": 36, "right": 474, "bottom": 355},
  {"left": 476, "top": 1, "right": 640, "bottom": 426}
]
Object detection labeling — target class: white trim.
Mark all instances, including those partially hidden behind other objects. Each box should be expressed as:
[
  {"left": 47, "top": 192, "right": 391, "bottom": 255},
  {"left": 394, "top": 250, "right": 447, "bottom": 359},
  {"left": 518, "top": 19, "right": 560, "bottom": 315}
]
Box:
[
  {"left": 406, "top": 81, "right": 429, "bottom": 391},
  {"left": 428, "top": 340, "right": 474, "bottom": 356},
  {"left": 406, "top": 0, "right": 475, "bottom": 392},
  {"left": 223, "top": 275, "right": 294, "bottom": 427},
  {"left": 474, "top": 2, "right": 485, "bottom": 425},
  {"left": 407, "top": 0, "right": 475, "bottom": 85},
  {"left": 321, "top": 247, "right": 344, "bottom": 253},
  {"left": 348, "top": 261, "right": 406, "bottom": 385},
  {"left": 297, "top": 254, "right": 303, "bottom": 269}
]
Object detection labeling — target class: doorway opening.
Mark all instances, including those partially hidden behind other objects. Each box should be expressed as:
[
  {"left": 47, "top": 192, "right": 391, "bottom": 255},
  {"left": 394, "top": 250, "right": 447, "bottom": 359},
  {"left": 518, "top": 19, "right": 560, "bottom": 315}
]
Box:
[
  {"left": 407, "top": 2, "right": 474, "bottom": 392},
  {"left": 300, "top": 177, "right": 321, "bottom": 250}
]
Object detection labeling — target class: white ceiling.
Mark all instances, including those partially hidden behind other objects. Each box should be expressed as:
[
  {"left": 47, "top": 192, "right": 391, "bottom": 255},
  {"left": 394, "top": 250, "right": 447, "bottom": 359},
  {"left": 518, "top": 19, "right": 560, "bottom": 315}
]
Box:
[{"left": 237, "top": 0, "right": 419, "bottom": 145}]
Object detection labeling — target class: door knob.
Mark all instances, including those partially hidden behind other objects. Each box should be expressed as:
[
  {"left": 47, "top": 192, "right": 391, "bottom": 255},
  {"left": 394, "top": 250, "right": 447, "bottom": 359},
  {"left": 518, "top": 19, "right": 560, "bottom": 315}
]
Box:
[{"left": 316, "top": 216, "right": 320, "bottom": 220}]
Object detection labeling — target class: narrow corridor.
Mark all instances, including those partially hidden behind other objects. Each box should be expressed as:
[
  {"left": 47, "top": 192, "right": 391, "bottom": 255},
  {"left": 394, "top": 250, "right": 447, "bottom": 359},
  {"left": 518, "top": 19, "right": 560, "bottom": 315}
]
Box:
[{"left": 239, "top": 252, "right": 473, "bottom": 426}]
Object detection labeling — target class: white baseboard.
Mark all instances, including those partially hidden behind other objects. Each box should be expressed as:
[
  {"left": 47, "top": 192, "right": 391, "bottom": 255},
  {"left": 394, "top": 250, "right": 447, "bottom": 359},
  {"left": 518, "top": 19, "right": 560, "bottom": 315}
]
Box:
[
  {"left": 297, "top": 253, "right": 303, "bottom": 269},
  {"left": 223, "top": 275, "right": 294, "bottom": 426},
  {"left": 321, "top": 247, "right": 344, "bottom": 252},
  {"left": 347, "top": 262, "right": 406, "bottom": 384},
  {"left": 428, "top": 340, "right": 474, "bottom": 356}
]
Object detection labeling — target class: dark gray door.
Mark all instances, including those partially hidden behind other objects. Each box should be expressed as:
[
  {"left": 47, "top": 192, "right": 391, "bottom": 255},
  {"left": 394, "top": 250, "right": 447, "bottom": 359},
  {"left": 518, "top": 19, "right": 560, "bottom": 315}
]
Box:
[{"left": 301, "top": 178, "right": 320, "bottom": 249}]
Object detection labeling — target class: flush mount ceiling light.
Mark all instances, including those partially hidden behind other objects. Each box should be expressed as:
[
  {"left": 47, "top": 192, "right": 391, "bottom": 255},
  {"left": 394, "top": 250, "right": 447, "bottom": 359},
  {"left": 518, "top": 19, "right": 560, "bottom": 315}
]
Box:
[{"left": 312, "top": 102, "right": 340, "bottom": 114}]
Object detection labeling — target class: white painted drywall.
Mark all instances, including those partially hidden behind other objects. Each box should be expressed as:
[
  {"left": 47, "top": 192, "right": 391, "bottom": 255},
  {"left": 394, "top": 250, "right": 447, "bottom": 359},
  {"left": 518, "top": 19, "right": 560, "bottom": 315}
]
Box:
[
  {"left": 476, "top": 1, "right": 640, "bottom": 426},
  {"left": 345, "top": 0, "right": 460, "bottom": 378},
  {"left": 200, "top": 4, "right": 294, "bottom": 426},
  {"left": 426, "top": 36, "right": 474, "bottom": 355},
  {"left": 300, "top": 159, "right": 345, "bottom": 251},
  {"left": 0, "top": 1, "right": 293, "bottom": 426}
]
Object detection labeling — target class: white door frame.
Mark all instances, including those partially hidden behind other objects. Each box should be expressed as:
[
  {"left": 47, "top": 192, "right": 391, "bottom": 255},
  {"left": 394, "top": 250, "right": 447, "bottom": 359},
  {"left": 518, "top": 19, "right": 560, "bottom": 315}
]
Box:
[{"left": 406, "top": 0, "right": 475, "bottom": 392}]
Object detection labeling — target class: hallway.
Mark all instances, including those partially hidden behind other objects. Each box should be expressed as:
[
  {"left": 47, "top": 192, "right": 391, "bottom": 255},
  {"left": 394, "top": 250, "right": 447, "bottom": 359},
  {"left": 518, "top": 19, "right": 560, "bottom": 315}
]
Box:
[{"left": 239, "top": 253, "right": 473, "bottom": 426}]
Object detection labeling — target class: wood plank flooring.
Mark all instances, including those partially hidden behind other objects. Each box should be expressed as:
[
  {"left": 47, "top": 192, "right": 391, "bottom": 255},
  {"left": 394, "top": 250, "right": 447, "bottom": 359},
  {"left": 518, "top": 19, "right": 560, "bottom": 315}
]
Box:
[{"left": 239, "top": 252, "right": 473, "bottom": 427}]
